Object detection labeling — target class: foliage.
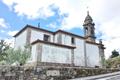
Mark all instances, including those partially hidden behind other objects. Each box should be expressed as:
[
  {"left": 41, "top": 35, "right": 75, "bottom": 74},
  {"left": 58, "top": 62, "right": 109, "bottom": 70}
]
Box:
[
  {"left": 0, "top": 40, "right": 31, "bottom": 65},
  {"left": 5, "top": 47, "right": 31, "bottom": 65},
  {"left": 105, "top": 50, "right": 120, "bottom": 68},
  {"left": 0, "top": 40, "right": 10, "bottom": 61},
  {"left": 110, "top": 50, "right": 119, "bottom": 58},
  {"left": 105, "top": 56, "right": 120, "bottom": 68}
]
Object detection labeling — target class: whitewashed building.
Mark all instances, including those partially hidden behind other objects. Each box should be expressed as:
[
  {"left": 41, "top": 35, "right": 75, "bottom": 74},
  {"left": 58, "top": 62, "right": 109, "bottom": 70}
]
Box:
[{"left": 14, "top": 12, "right": 105, "bottom": 68}]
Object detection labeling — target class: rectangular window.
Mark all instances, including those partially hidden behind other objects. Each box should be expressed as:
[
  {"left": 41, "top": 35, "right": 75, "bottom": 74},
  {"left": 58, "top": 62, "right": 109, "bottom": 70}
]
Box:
[
  {"left": 71, "top": 37, "right": 75, "bottom": 44},
  {"left": 44, "top": 34, "right": 50, "bottom": 41}
]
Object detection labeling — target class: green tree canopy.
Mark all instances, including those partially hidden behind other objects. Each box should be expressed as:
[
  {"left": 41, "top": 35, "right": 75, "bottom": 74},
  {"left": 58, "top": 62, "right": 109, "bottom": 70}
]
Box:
[
  {"left": 0, "top": 40, "right": 31, "bottom": 65},
  {"left": 110, "top": 50, "right": 119, "bottom": 58},
  {"left": 6, "top": 47, "right": 31, "bottom": 65},
  {"left": 106, "top": 56, "right": 120, "bottom": 68},
  {"left": 0, "top": 40, "right": 10, "bottom": 61}
]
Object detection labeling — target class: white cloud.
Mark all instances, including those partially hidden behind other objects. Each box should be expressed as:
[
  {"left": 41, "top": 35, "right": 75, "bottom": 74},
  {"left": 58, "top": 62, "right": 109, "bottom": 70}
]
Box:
[
  {"left": 0, "top": 18, "right": 9, "bottom": 28},
  {"left": 0, "top": 30, "right": 5, "bottom": 33},
  {"left": 0, "top": 17, "right": 15, "bottom": 47},
  {"left": 47, "top": 23, "right": 57, "bottom": 29},
  {"left": 2, "top": 0, "right": 56, "bottom": 19},
  {"left": 88, "top": 0, "right": 120, "bottom": 58},
  {"left": 0, "top": 37, "right": 14, "bottom": 48},
  {"left": 2, "top": 0, "right": 120, "bottom": 58},
  {"left": 8, "top": 30, "right": 18, "bottom": 36},
  {"left": 4, "top": 38, "right": 15, "bottom": 48},
  {"left": 103, "top": 37, "right": 120, "bottom": 59}
]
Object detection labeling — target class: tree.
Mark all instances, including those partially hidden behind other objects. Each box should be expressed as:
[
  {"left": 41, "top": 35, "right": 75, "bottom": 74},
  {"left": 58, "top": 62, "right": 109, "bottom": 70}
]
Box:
[
  {"left": 110, "top": 50, "right": 119, "bottom": 58},
  {"left": 105, "top": 56, "right": 120, "bottom": 68},
  {"left": 0, "top": 40, "right": 10, "bottom": 61},
  {"left": 0, "top": 40, "right": 31, "bottom": 65},
  {"left": 5, "top": 46, "right": 31, "bottom": 65}
]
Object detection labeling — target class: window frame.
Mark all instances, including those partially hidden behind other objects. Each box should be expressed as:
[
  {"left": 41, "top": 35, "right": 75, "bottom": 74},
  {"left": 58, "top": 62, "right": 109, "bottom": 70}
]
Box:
[
  {"left": 43, "top": 34, "right": 50, "bottom": 42},
  {"left": 71, "top": 37, "right": 75, "bottom": 45}
]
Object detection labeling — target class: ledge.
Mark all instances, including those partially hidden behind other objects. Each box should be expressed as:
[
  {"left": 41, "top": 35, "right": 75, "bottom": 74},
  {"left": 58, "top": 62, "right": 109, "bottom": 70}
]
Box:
[{"left": 31, "top": 39, "right": 76, "bottom": 49}]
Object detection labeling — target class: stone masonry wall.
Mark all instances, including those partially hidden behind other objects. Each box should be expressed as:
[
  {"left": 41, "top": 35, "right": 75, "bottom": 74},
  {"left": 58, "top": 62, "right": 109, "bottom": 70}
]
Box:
[{"left": 0, "top": 65, "right": 119, "bottom": 80}]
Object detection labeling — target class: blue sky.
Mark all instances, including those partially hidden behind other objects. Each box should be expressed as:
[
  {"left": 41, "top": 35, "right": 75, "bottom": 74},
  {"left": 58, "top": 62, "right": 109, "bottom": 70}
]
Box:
[
  {"left": 0, "top": 0, "right": 120, "bottom": 58},
  {"left": 0, "top": 0, "right": 84, "bottom": 38}
]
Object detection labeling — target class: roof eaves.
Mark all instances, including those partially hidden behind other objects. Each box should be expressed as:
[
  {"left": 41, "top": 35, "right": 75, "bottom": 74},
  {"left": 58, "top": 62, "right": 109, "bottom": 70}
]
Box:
[
  {"left": 13, "top": 24, "right": 29, "bottom": 37},
  {"left": 31, "top": 39, "right": 76, "bottom": 49},
  {"left": 86, "top": 41, "right": 100, "bottom": 45},
  {"left": 54, "top": 30, "right": 85, "bottom": 39}
]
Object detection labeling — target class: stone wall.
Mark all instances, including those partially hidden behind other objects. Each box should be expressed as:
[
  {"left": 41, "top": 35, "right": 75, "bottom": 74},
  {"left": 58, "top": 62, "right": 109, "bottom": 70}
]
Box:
[{"left": 0, "top": 65, "right": 119, "bottom": 80}]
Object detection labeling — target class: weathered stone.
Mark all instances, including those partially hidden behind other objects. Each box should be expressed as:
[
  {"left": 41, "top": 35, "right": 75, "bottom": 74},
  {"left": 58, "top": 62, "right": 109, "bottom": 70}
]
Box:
[
  {"left": 46, "top": 70, "right": 60, "bottom": 76},
  {"left": 0, "top": 66, "right": 119, "bottom": 80},
  {"left": 40, "top": 74, "right": 47, "bottom": 79}
]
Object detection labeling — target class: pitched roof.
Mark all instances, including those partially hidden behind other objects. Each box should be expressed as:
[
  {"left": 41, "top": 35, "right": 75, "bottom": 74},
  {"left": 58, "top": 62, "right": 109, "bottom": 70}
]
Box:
[
  {"left": 13, "top": 24, "right": 84, "bottom": 39},
  {"left": 54, "top": 30, "right": 85, "bottom": 39},
  {"left": 13, "top": 24, "right": 53, "bottom": 37},
  {"left": 14, "top": 24, "right": 102, "bottom": 46}
]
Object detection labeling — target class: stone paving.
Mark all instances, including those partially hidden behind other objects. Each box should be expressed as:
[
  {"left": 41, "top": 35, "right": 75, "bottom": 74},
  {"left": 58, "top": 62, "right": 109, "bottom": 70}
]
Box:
[
  {"left": 109, "top": 75, "right": 120, "bottom": 80},
  {"left": 72, "top": 75, "right": 120, "bottom": 80},
  {"left": 97, "top": 75, "right": 120, "bottom": 80},
  {"left": 70, "top": 71, "right": 120, "bottom": 80}
]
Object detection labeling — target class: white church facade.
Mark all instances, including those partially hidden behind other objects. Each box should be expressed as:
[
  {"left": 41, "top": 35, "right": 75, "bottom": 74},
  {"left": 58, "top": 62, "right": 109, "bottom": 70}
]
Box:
[{"left": 14, "top": 12, "right": 105, "bottom": 68}]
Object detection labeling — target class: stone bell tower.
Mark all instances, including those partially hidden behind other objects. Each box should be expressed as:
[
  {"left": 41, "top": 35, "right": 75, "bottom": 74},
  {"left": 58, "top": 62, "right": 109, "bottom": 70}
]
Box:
[{"left": 83, "top": 11, "right": 96, "bottom": 42}]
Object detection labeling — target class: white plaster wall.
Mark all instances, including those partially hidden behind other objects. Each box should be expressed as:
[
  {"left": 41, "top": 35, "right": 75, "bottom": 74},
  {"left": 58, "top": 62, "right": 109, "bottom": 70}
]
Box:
[
  {"left": 54, "top": 33, "right": 85, "bottom": 66},
  {"left": 41, "top": 44, "right": 72, "bottom": 64},
  {"left": 54, "top": 33, "right": 58, "bottom": 43},
  {"left": 31, "top": 30, "right": 53, "bottom": 43},
  {"left": 62, "top": 34, "right": 71, "bottom": 45},
  {"left": 15, "top": 30, "right": 27, "bottom": 49},
  {"left": 86, "top": 43, "right": 100, "bottom": 67},
  {"left": 27, "top": 44, "right": 37, "bottom": 62},
  {"left": 74, "top": 38, "right": 85, "bottom": 66},
  {"left": 31, "top": 44, "right": 37, "bottom": 62},
  {"left": 54, "top": 33, "right": 72, "bottom": 45},
  {"left": 54, "top": 33, "right": 60, "bottom": 43}
]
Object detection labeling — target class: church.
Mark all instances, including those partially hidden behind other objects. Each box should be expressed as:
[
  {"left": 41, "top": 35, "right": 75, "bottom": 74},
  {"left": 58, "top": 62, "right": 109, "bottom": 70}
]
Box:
[{"left": 14, "top": 12, "right": 105, "bottom": 68}]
